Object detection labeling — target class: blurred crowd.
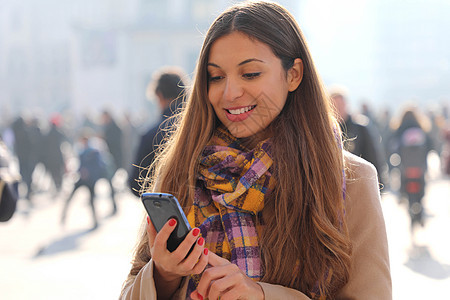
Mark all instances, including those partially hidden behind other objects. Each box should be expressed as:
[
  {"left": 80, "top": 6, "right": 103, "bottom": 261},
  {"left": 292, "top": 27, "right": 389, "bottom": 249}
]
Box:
[
  {"left": 329, "top": 89, "right": 450, "bottom": 188},
  {"left": 0, "top": 66, "right": 190, "bottom": 230},
  {"left": 0, "top": 108, "right": 145, "bottom": 227},
  {"left": 329, "top": 88, "right": 450, "bottom": 238}
]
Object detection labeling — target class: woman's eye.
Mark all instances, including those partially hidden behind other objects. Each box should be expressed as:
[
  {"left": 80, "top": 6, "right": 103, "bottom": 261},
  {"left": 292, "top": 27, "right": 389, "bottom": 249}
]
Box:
[
  {"left": 243, "top": 72, "right": 261, "bottom": 79},
  {"left": 208, "top": 75, "right": 223, "bottom": 82}
]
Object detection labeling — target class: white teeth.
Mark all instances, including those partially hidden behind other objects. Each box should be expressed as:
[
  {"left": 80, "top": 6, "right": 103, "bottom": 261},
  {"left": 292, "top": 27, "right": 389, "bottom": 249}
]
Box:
[{"left": 228, "top": 106, "right": 253, "bottom": 115}]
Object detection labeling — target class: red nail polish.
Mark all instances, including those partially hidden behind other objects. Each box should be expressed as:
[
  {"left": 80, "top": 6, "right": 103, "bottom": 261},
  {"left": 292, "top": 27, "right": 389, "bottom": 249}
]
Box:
[
  {"left": 147, "top": 216, "right": 150, "bottom": 224},
  {"left": 192, "top": 228, "right": 200, "bottom": 236},
  {"left": 197, "top": 237, "right": 204, "bottom": 246},
  {"left": 168, "top": 219, "right": 176, "bottom": 226},
  {"left": 203, "top": 248, "right": 208, "bottom": 255},
  {"left": 197, "top": 291, "right": 203, "bottom": 300}
]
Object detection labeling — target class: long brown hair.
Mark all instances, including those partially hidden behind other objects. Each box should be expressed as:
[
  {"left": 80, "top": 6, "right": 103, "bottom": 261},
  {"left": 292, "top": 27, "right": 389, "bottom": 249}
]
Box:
[{"left": 122, "top": 1, "right": 351, "bottom": 298}]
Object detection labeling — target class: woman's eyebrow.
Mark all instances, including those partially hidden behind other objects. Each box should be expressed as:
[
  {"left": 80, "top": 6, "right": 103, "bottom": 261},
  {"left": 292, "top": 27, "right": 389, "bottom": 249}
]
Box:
[
  {"left": 207, "top": 62, "right": 220, "bottom": 68},
  {"left": 238, "top": 58, "right": 264, "bottom": 66},
  {"left": 207, "top": 58, "right": 265, "bottom": 69}
]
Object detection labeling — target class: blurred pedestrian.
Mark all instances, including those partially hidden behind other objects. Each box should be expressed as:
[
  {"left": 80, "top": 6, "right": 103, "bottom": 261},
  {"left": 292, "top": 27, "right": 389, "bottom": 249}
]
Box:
[
  {"left": 28, "top": 117, "right": 45, "bottom": 171},
  {"left": 426, "top": 107, "right": 447, "bottom": 156},
  {"left": 441, "top": 103, "right": 450, "bottom": 175},
  {"left": 99, "top": 110, "right": 123, "bottom": 213},
  {"left": 330, "top": 86, "right": 387, "bottom": 188},
  {"left": 442, "top": 123, "right": 450, "bottom": 176},
  {"left": 128, "top": 66, "right": 187, "bottom": 197},
  {"left": 121, "top": 112, "right": 140, "bottom": 183},
  {"left": 378, "top": 108, "right": 394, "bottom": 170},
  {"left": 60, "top": 130, "right": 108, "bottom": 230},
  {"left": 11, "top": 116, "right": 34, "bottom": 203},
  {"left": 0, "top": 138, "right": 20, "bottom": 222},
  {"left": 361, "top": 101, "right": 378, "bottom": 126},
  {"left": 101, "top": 110, "right": 124, "bottom": 171},
  {"left": 390, "top": 106, "right": 433, "bottom": 234},
  {"left": 43, "top": 114, "right": 67, "bottom": 196}
]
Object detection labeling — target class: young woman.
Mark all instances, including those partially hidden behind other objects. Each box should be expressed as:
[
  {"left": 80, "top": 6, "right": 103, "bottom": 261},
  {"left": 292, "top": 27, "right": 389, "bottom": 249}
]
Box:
[{"left": 121, "top": 1, "right": 391, "bottom": 299}]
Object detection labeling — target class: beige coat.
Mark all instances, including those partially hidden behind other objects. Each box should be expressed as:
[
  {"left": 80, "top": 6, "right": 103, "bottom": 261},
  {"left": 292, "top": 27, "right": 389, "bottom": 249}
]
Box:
[{"left": 121, "top": 152, "right": 392, "bottom": 299}]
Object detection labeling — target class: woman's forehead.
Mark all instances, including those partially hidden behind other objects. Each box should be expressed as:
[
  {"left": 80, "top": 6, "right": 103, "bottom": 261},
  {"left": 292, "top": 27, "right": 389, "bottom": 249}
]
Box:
[{"left": 207, "top": 32, "right": 275, "bottom": 65}]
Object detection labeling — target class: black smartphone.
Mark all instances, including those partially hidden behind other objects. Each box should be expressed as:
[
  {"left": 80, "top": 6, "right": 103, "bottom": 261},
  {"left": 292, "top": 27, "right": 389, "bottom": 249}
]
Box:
[{"left": 142, "top": 192, "right": 192, "bottom": 252}]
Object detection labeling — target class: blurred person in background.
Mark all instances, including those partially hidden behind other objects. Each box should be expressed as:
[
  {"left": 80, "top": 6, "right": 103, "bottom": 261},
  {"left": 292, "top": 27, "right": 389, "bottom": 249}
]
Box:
[
  {"left": 440, "top": 103, "right": 450, "bottom": 175},
  {"left": 23, "top": 116, "right": 48, "bottom": 196},
  {"left": 390, "top": 106, "right": 433, "bottom": 237},
  {"left": 42, "top": 114, "right": 67, "bottom": 197},
  {"left": 377, "top": 108, "right": 394, "bottom": 172},
  {"left": 100, "top": 110, "right": 123, "bottom": 213},
  {"left": 0, "top": 109, "right": 15, "bottom": 152},
  {"left": 443, "top": 103, "right": 449, "bottom": 120},
  {"left": 360, "top": 101, "right": 378, "bottom": 126},
  {"left": 121, "top": 112, "right": 140, "bottom": 184},
  {"left": 101, "top": 110, "right": 124, "bottom": 172},
  {"left": 330, "top": 86, "right": 388, "bottom": 189},
  {"left": 0, "top": 137, "right": 20, "bottom": 222},
  {"left": 425, "top": 107, "right": 447, "bottom": 158},
  {"left": 11, "top": 116, "right": 34, "bottom": 204},
  {"left": 441, "top": 119, "right": 450, "bottom": 176},
  {"left": 128, "top": 66, "right": 187, "bottom": 197},
  {"left": 80, "top": 110, "right": 100, "bottom": 137},
  {"left": 60, "top": 129, "right": 109, "bottom": 230}
]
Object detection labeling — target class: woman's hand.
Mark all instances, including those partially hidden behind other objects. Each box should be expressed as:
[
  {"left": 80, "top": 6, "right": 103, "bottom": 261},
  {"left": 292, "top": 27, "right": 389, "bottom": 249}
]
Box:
[
  {"left": 190, "top": 252, "right": 265, "bottom": 300},
  {"left": 146, "top": 217, "right": 209, "bottom": 283}
]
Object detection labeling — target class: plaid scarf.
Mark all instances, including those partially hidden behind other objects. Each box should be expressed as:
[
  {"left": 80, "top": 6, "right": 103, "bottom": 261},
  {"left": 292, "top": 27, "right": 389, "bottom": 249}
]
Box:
[
  {"left": 185, "top": 126, "right": 345, "bottom": 299},
  {"left": 186, "top": 126, "right": 276, "bottom": 296}
]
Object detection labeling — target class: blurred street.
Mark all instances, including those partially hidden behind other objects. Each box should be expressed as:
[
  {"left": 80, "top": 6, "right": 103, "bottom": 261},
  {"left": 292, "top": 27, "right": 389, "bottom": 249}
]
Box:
[
  {"left": 382, "top": 179, "right": 450, "bottom": 298},
  {"left": 0, "top": 176, "right": 144, "bottom": 299},
  {"left": 1, "top": 162, "right": 450, "bottom": 299}
]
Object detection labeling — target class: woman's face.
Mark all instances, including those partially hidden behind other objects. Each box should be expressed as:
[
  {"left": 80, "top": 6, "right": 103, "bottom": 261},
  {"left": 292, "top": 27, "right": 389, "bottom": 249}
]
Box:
[{"left": 207, "top": 31, "right": 292, "bottom": 138}]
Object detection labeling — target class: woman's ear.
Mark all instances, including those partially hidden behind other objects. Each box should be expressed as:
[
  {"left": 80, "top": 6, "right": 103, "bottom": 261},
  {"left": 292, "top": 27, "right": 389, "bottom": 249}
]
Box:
[{"left": 287, "top": 58, "right": 303, "bottom": 92}]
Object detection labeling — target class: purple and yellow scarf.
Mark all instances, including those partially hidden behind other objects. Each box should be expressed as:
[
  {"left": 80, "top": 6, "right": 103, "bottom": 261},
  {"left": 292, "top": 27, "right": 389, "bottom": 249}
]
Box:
[
  {"left": 186, "top": 126, "right": 275, "bottom": 294},
  {"left": 185, "top": 125, "right": 345, "bottom": 299}
]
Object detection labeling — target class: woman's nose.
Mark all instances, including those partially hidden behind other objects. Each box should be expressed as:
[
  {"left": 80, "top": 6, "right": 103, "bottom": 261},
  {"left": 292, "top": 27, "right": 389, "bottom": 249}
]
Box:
[{"left": 223, "top": 77, "right": 244, "bottom": 102}]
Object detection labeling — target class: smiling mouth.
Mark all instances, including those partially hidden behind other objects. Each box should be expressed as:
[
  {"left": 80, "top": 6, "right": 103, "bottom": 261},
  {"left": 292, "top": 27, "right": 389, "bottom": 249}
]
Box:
[{"left": 225, "top": 105, "right": 256, "bottom": 115}]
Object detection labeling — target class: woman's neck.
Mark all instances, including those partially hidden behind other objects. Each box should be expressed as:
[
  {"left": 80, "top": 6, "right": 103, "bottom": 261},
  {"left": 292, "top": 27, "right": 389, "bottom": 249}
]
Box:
[{"left": 237, "top": 126, "right": 273, "bottom": 150}]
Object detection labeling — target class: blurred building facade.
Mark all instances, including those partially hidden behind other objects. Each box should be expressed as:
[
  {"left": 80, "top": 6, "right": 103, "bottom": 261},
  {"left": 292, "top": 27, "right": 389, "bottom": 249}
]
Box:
[
  {"left": 373, "top": 0, "right": 450, "bottom": 105},
  {"left": 0, "top": 0, "right": 297, "bottom": 120},
  {"left": 299, "top": 0, "right": 450, "bottom": 110},
  {"left": 1, "top": 0, "right": 447, "bottom": 120},
  {"left": 0, "top": 0, "right": 212, "bottom": 118}
]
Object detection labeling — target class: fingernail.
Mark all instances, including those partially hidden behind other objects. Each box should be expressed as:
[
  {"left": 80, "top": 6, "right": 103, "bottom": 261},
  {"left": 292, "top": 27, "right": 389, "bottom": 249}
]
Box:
[
  {"left": 203, "top": 248, "right": 208, "bottom": 255},
  {"left": 168, "top": 219, "right": 176, "bottom": 226},
  {"left": 197, "top": 237, "right": 204, "bottom": 246},
  {"left": 197, "top": 291, "right": 203, "bottom": 300},
  {"left": 147, "top": 216, "right": 150, "bottom": 224},
  {"left": 192, "top": 228, "right": 200, "bottom": 236}
]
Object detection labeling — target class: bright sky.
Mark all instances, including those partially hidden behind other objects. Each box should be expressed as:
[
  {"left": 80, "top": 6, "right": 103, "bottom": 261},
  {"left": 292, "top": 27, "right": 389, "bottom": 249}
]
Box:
[
  {"left": 298, "top": 0, "right": 378, "bottom": 111},
  {"left": 297, "top": 0, "right": 449, "bottom": 112}
]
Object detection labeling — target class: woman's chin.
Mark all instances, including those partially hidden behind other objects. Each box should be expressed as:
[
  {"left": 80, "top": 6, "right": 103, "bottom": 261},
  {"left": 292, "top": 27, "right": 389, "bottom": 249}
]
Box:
[{"left": 226, "top": 124, "right": 257, "bottom": 139}]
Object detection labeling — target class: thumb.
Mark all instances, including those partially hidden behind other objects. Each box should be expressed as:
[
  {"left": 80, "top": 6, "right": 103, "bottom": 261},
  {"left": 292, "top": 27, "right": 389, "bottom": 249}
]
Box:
[
  {"left": 207, "top": 251, "right": 230, "bottom": 267},
  {"left": 146, "top": 216, "right": 157, "bottom": 247}
]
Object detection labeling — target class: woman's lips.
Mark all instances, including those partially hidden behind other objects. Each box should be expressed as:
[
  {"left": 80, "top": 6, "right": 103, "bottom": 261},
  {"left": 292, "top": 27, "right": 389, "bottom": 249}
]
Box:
[{"left": 224, "top": 105, "right": 256, "bottom": 122}]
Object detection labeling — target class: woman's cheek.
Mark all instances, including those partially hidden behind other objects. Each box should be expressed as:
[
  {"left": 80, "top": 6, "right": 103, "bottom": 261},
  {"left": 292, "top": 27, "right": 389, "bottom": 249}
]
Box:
[{"left": 208, "top": 92, "right": 222, "bottom": 115}]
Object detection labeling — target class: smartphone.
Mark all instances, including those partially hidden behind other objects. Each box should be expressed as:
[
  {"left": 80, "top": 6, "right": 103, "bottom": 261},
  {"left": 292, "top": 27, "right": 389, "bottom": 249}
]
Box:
[{"left": 141, "top": 192, "right": 192, "bottom": 252}]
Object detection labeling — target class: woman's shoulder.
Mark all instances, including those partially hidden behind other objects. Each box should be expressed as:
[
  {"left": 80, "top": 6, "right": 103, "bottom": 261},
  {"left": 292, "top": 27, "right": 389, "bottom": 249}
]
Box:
[
  {"left": 343, "top": 150, "right": 378, "bottom": 183},
  {"left": 343, "top": 150, "right": 381, "bottom": 209},
  {"left": 338, "top": 152, "right": 392, "bottom": 299}
]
